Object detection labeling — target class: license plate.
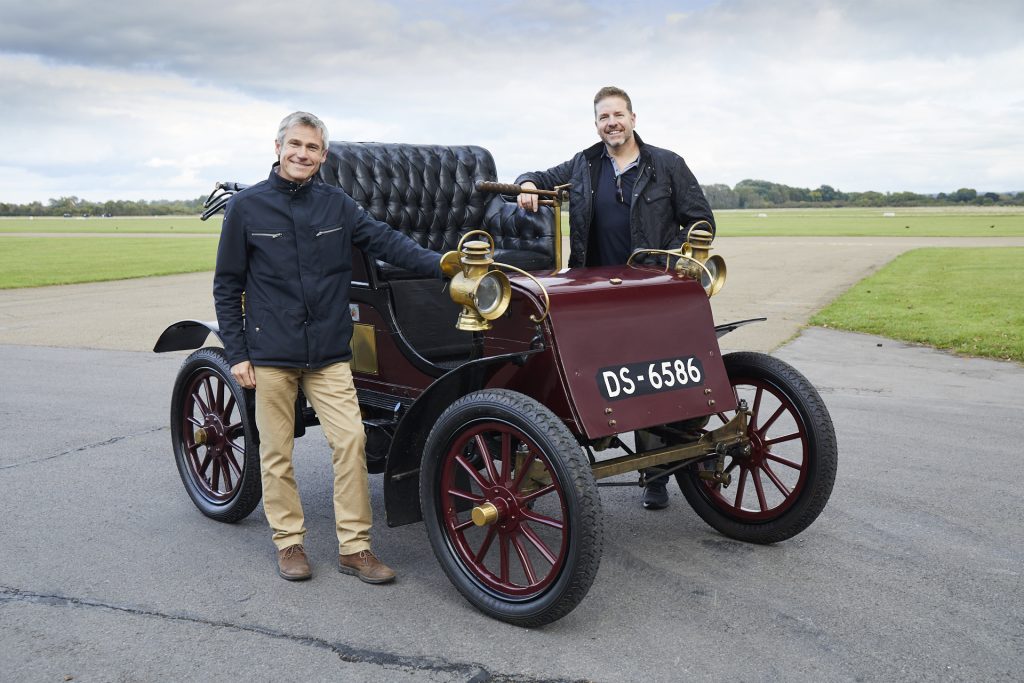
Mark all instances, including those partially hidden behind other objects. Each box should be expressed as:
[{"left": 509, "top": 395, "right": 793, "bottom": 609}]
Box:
[{"left": 597, "top": 356, "right": 705, "bottom": 401}]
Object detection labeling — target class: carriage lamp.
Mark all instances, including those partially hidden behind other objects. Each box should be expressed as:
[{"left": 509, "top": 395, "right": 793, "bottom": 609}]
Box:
[
  {"left": 675, "top": 222, "right": 727, "bottom": 297},
  {"left": 442, "top": 231, "right": 512, "bottom": 332}
]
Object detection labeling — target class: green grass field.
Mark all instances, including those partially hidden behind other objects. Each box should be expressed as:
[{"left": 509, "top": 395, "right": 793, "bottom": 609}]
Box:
[
  {"left": 0, "top": 216, "right": 221, "bottom": 234},
  {"left": 714, "top": 206, "right": 1024, "bottom": 237},
  {"left": 812, "top": 248, "right": 1024, "bottom": 363},
  {"left": 0, "top": 236, "right": 218, "bottom": 289}
]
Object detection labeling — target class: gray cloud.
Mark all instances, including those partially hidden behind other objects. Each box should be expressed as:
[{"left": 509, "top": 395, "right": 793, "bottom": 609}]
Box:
[{"left": 1, "top": 0, "right": 1021, "bottom": 202}]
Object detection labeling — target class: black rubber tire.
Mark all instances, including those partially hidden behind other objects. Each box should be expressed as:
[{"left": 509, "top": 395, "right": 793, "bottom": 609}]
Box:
[
  {"left": 420, "top": 389, "right": 602, "bottom": 627},
  {"left": 171, "top": 347, "right": 262, "bottom": 522},
  {"left": 677, "top": 351, "right": 837, "bottom": 544}
]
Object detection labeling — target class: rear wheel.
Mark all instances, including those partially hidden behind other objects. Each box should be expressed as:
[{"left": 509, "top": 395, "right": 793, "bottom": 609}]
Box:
[
  {"left": 421, "top": 389, "right": 602, "bottom": 627},
  {"left": 678, "top": 352, "right": 837, "bottom": 544},
  {"left": 171, "top": 347, "right": 261, "bottom": 522}
]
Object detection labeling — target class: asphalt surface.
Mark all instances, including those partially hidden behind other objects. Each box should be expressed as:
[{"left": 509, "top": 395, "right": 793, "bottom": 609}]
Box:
[{"left": 1, "top": 237, "right": 1023, "bottom": 681}]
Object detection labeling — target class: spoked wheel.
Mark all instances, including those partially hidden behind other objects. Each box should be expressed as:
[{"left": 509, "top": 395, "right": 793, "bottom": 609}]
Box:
[
  {"left": 171, "top": 347, "right": 261, "bottom": 522},
  {"left": 421, "top": 389, "right": 602, "bottom": 627},
  {"left": 678, "top": 351, "right": 837, "bottom": 544}
]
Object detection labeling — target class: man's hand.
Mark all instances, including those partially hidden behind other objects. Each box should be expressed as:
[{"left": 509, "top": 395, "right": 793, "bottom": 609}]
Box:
[
  {"left": 516, "top": 181, "right": 540, "bottom": 212},
  {"left": 231, "top": 360, "right": 256, "bottom": 389}
]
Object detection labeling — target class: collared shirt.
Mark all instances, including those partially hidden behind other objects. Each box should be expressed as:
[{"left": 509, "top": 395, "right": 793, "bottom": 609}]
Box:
[{"left": 590, "top": 149, "right": 640, "bottom": 266}]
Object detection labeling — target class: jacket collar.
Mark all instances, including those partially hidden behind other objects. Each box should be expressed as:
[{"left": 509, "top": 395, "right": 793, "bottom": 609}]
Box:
[{"left": 268, "top": 163, "right": 318, "bottom": 196}]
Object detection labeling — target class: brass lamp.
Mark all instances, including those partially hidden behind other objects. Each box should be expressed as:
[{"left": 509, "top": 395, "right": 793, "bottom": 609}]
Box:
[
  {"left": 675, "top": 222, "right": 727, "bottom": 297},
  {"left": 442, "top": 231, "right": 512, "bottom": 332}
]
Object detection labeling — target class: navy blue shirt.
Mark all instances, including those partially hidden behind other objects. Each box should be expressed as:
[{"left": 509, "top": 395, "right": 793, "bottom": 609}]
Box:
[{"left": 590, "top": 154, "right": 639, "bottom": 266}]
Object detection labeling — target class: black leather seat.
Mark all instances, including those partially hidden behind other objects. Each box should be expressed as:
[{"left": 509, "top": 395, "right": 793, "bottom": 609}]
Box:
[{"left": 320, "top": 142, "right": 555, "bottom": 277}]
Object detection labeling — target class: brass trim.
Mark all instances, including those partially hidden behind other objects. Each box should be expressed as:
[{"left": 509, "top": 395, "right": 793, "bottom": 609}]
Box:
[
  {"left": 590, "top": 409, "right": 749, "bottom": 480},
  {"left": 350, "top": 323, "right": 378, "bottom": 375}
]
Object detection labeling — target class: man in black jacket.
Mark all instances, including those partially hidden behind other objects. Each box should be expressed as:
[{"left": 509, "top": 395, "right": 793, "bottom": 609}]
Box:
[
  {"left": 214, "top": 112, "right": 443, "bottom": 583},
  {"left": 516, "top": 86, "right": 715, "bottom": 510}
]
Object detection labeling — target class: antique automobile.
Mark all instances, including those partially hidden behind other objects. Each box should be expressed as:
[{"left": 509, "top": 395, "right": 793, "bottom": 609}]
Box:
[{"left": 154, "top": 142, "right": 837, "bottom": 627}]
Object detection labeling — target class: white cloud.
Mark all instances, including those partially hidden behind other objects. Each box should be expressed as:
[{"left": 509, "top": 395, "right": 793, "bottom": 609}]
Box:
[{"left": 0, "top": 0, "right": 1022, "bottom": 202}]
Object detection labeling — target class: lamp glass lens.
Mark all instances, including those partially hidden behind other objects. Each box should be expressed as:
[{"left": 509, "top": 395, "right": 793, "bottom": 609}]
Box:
[{"left": 475, "top": 274, "right": 502, "bottom": 314}]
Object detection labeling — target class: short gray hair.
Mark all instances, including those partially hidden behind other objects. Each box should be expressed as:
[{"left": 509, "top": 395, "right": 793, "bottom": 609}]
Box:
[{"left": 276, "top": 111, "right": 329, "bottom": 151}]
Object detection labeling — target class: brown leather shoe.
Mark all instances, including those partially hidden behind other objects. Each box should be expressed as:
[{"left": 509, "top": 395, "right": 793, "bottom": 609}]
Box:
[
  {"left": 338, "top": 549, "right": 396, "bottom": 584},
  {"left": 277, "top": 544, "right": 312, "bottom": 581}
]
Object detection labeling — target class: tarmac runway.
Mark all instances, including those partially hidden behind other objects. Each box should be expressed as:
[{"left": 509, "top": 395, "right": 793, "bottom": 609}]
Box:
[{"left": 1, "top": 237, "right": 1022, "bottom": 681}]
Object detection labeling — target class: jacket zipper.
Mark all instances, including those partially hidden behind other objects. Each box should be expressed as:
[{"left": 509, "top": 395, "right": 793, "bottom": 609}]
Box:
[
  {"left": 251, "top": 232, "right": 283, "bottom": 239},
  {"left": 314, "top": 227, "right": 343, "bottom": 237}
]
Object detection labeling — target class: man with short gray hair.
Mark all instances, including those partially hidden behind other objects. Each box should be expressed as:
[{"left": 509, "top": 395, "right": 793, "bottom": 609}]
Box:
[{"left": 214, "top": 111, "right": 444, "bottom": 582}]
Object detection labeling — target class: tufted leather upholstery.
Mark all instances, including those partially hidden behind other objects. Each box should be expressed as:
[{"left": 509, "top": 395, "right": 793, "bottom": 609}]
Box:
[{"left": 320, "top": 142, "right": 554, "bottom": 277}]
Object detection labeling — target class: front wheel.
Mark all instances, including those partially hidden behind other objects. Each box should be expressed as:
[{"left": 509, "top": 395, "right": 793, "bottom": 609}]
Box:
[
  {"left": 171, "top": 347, "right": 262, "bottom": 522},
  {"left": 421, "top": 390, "right": 602, "bottom": 627},
  {"left": 678, "top": 351, "right": 837, "bottom": 544}
]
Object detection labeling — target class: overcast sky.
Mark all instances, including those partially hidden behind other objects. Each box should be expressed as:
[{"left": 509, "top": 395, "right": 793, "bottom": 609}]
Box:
[{"left": 1, "top": 0, "right": 1021, "bottom": 203}]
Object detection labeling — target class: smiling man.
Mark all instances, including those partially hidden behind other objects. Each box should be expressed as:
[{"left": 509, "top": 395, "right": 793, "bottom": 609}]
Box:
[
  {"left": 214, "top": 112, "right": 444, "bottom": 582},
  {"left": 515, "top": 86, "right": 716, "bottom": 510}
]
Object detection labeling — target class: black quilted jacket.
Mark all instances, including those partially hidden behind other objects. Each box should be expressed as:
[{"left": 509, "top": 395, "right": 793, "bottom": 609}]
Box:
[
  {"left": 515, "top": 133, "right": 715, "bottom": 267},
  {"left": 213, "top": 167, "right": 441, "bottom": 369}
]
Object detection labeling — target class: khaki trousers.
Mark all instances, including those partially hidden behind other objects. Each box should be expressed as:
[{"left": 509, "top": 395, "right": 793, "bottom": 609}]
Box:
[{"left": 254, "top": 362, "right": 371, "bottom": 554}]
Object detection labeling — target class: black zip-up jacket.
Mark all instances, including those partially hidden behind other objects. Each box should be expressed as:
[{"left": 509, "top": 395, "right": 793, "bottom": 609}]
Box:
[
  {"left": 214, "top": 167, "right": 441, "bottom": 369},
  {"left": 515, "top": 133, "right": 715, "bottom": 267}
]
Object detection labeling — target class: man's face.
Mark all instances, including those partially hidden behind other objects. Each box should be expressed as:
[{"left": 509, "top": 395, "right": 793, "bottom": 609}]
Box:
[
  {"left": 275, "top": 124, "right": 328, "bottom": 183},
  {"left": 594, "top": 96, "right": 636, "bottom": 149}
]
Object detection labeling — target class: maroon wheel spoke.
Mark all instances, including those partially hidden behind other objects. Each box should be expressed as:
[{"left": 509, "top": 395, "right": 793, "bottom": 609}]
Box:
[
  {"left": 197, "top": 451, "right": 213, "bottom": 477},
  {"left": 475, "top": 434, "right": 500, "bottom": 484},
  {"left": 765, "top": 431, "right": 800, "bottom": 446},
  {"left": 499, "top": 433, "right": 511, "bottom": 485},
  {"left": 454, "top": 517, "right": 475, "bottom": 532},
  {"left": 760, "top": 462, "right": 791, "bottom": 497},
  {"left": 216, "top": 379, "right": 225, "bottom": 414},
  {"left": 750, "top": 386, "right": 764, "bottom": 430},
  {"left": 519, "top": 522, "right": 558, "bottom": 565},
  {"left": 766, "top": 452, "right": 801, "bottom": 470},
  {"left": 520, "top": 482, "right": 556, "bottom": 504},
  {"left": 760, "top": 403, "right": 787, "bottom": 434},
  {"left": 474, "top": 527, "right": 497, "bottom": 563},
  {"left": 499, "top": 533, "right": 510, "bottom": 583},
  {"left": 752, "top": 469, "right": 768, "bottom": 511},
  {"left": 455, "top": 454, "right": 491, "bottom": 491},
  {"left": 211, "top": 459, "right": 221, "bottom": 489},
  {"left": 520, "top": 508, "right": 564, "bottom": 530},
  {"left": 202, "top": 377, "right": 216, "bottom": 411},
  {"left": 732, "top": 468, "right": 748, "bottom": 510},
  {"left": 220, "top": 461, "right": 234, "bottom": 491},
  {"left": 447, "top": 487, "right": 484, "bottom": 504},
  {"left": 186, "top": 415, "right": 203, "bottom": 428},
  {"left": 193, "top": 389, "right": 211, "bottom": 416},
  {"left": 510, "top": 449, "right": 538, "bottom": 492},
  {"left": 510, "top": 534, "right": 538, "bottom": 585},
  {"left": 224, "top": 394, "right": 236, "bottom": 420},
  {"left": 224, "top": 453, "right": 243, "bottom": 478}
]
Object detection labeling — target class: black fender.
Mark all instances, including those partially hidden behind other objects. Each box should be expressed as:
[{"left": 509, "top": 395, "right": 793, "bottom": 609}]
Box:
[
  {"left": 715, "top": 317, "right": 766, "bottom": 338},
  {"left": 383, "top": 348, "right": 543, "bottom": 527},
  {"left": 153, "top": 320, "right": 223, "bottom": 353}
]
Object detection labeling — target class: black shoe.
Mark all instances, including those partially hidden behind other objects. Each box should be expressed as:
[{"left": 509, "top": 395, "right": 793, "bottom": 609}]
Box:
[{"left": 642, "top": 480, "right": 669, "bottom": 510}]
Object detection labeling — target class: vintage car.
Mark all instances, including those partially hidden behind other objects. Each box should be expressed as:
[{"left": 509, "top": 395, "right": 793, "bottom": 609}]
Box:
[{"left": 154, "top": 142, "right": 837, "bottom": 627}]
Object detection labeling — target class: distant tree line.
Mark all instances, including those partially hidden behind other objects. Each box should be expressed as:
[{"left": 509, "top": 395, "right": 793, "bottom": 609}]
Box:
[
  {"left": 0, "top": 195, "right": 207, "bottom": 217},
  {"left": 701, "top": 181, "right": 1024, "bottom": 210},
  {"left": 2, "top": 183, "right": 1022, "bottom": 216}
]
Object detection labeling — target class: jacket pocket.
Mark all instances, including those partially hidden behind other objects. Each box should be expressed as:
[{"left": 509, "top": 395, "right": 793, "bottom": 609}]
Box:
[
  {"left": 313, "top": 223, "right": 348, "bottom": 275},
  {"left": 247, "top": 228, "right": 297, "bottom": 281},
  {"left": 643, "top": 185, "right": 672, "bottom": 203}
]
